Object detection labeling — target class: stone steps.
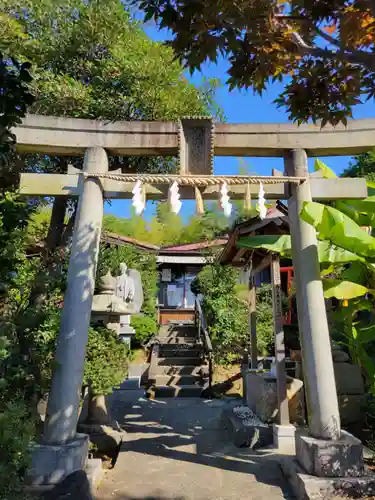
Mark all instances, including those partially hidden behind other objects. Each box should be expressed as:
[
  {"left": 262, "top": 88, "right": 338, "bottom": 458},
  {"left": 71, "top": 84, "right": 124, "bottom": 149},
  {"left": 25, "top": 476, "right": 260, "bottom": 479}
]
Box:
[
  {"left": 149, "top": 384, "right": 205, "bottom": 398},
  {"left": 154, "top": 374, "right": 204, "bottom": 386},
  {"left": 155, "top": 336, "right": 198, "bottom": 345},
  {"left": 159, "top": 347, "right": 202, "bottom": 358},
  {"left": 157, "top": 356, "right": 203, "bottom": 366},
  {"left": 148, "top": 322, "right": 208, "bottom": 398},
  {"left": 158, "top": 325, "right": 197, "bottom": 338},
  {"left": 152, "top": 364, "right": 208, "bottom": 376}
]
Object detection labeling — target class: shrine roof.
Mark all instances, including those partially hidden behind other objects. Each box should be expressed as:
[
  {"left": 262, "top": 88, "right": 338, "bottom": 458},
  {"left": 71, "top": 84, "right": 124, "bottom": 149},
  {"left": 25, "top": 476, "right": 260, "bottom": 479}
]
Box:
[
  {"left": 218, "top": 201, "right": 290, "bottom": 267},
  {"left": 101, "top": 232, "right": 228, "bottom": 257},
  {"left": 102, "top": 232, "right": 160, "bottom": 252},
  {"left": 160, "top": 238, "right": 228, "bottom": 254}
]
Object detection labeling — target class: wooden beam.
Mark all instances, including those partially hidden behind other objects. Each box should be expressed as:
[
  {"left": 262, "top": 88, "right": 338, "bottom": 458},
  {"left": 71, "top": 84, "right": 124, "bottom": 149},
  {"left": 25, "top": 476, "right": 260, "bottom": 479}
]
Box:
[
  {"left": 14, "top": 114, "right": 375, "bottom": 157},
  {"left": 18, "top": 173, "right": 368, "bottom": 200},
  {"left": 248, "top": 275, "right": 258, "bottom": 369},
  {"left": 270, "top": 253, "right": 290, "bottom": 425},
  {"left": 232, "top": 247, "right": 247, "bottom": 264},
  {"left": 252, "top": 254, "right": 272, "bottom": 275}
]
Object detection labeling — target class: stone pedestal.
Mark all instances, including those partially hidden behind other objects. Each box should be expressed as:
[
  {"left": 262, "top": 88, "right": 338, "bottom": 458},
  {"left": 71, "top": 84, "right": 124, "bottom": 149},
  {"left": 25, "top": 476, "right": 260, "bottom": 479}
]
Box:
[
  {"left": 27, "top": 434, "right": 89, "bottom": 486},
  {"left": 296, "top": 430, "right": 364, "bottom": 478},
  {"left": 332, "top": 345, "right": 366, "bottom": 427},
  {"left": 91, "top": 312, "right": 121, "bottom": 335},
  {"left": 119, "top": 314, "right": 135, "bottom": 346},
  {"left": 244, "top": 371, "right": 305, "bottom": 425},
  {"left": 273, "top": 424, "right": 296, "bottom": 453}
]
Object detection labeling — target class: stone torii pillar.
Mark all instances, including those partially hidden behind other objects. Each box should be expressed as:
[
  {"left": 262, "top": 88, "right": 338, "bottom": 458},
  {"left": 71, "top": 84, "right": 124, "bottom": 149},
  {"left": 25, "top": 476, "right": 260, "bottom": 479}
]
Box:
[
  {"left": 285, "top": 149, "right": 363, "bottom": 479},
  {"left": 29, "top": 147, "right": 108, "bottom": 485}
]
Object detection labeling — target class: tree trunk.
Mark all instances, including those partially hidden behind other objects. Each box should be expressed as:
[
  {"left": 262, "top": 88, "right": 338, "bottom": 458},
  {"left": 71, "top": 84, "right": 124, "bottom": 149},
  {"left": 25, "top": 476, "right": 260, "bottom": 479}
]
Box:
[
  {"left": 46, "top": 196, "right": 67, "bottom": 250},
  {"left": 29, "top": 159, "right": 69, "bottom": 309}
]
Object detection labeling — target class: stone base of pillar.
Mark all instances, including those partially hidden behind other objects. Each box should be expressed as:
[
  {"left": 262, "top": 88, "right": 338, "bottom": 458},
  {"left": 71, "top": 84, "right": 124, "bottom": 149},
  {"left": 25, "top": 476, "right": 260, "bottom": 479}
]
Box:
[
  {"left": 273, "top": 424, "right": 296, "bottom": 453},
  {"left": 26, "top": 433, "right": 89, "bottom": 486},
  {"left": 296, "top": 430, "right": 364, "bottom": 478},
  {"left": 280, "top": 457, "right": 375, "bottom": 500}
]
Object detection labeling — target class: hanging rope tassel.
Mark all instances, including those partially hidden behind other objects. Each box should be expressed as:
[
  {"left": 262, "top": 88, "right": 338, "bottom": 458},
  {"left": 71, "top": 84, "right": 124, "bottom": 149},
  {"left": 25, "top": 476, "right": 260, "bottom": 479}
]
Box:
[
  {"left": 220, "top": 182, "right": 232, "bottom": 217},
  {"left": 244, "top": 182, "right": 252, "bottom": 212},
  {"left": 141, "top": 183, "right": 147, "bottom": 211},
  {"left": 195, "top": 186, "right": 204, "bottom": 215},
  {"left": 258, "top": 181, "right": 267, "bottom": 220},
  {"left": 169, "top": 181, "right": 182, "bottom": 214},
  {"left": 132, "top": 180, "right": 145, "bottom": 215}
]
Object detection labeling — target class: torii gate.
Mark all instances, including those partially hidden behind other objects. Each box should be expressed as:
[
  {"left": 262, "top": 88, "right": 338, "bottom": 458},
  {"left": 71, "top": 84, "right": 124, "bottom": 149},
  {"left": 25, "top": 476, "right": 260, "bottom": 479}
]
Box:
[{"left": 16, "top": 115, "right": 369, "bottom": 485}]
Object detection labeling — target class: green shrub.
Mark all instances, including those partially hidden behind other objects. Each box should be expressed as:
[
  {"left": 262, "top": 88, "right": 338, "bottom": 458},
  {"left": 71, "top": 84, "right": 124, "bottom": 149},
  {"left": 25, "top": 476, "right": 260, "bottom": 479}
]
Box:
[
  {"left": 192, "top": 264, "right": 248, "bottom": 363},
  {"left": 0, "top": 402, "right": 35, "bottom": 499},
  {"left": 255, "top": 284, "right": 275, "bottom": 356},
  {"left": 192, "top": 265, "right": 279, "bottom": 362},
  {"left": 131, "top": 314, "right": 157, "bottom": 344},
  {"left": 83, "top": 326, "right": 129, "bottom": 395}
]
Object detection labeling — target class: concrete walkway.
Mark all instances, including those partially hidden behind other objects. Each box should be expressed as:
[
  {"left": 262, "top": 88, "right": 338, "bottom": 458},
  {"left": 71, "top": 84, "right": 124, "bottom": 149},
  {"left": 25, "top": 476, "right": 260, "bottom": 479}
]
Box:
[{"left": 97, "top": 393, "right": 295, "bottom": 500}]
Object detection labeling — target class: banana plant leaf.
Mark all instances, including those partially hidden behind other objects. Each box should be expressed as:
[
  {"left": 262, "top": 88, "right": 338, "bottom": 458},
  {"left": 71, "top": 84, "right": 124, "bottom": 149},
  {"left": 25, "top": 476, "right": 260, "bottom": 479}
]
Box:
[
  {"left": 334, "top": 200, "right": 374, "bottom": 227},
  {"left": 300, "top": 202, "right": 375, "bottom": 259},
  {"left": 322, "top": 279, "right": 369, "bottom": 300},
  {"left": 342, "top": 196, "right": 375, "bottom": 213},
  {"left": 238, "top": 234, "right": 367, "bottom": 264},
  {"left": 354, "top": 342, "right": 375, "bottom": 394},
  {"left": 340, "top": 262, "right": 368, "bottom": 285},
  {"left": 313, "top": 159, "right": 375, "bottom": 224},
  {"left": 352, "top": 324, "right": 375, "bottom": 345},
  {"left": 314, "top": 159, "right": 337, "bottom": 178},
  {"left": 238, "top": 234, "right": 292, "bottom": 255}
]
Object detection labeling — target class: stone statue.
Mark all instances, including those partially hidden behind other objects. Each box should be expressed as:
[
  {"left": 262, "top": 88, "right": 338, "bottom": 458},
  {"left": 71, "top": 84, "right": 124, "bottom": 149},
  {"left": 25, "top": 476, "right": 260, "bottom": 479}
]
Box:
[
  {"left": 116, "top": 263, "right": 135, "bottom": 306},
  {"left": 115, "top": 262, "right": 143, "bottom": 314},
  {"left": 91, "top": 265, "right": 144, "bottom": 344}
]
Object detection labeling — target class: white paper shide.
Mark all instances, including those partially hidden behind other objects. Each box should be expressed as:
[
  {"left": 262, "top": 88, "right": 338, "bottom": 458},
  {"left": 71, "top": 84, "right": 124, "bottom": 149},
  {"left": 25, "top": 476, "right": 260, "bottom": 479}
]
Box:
[
  {"left": 220, "top": 182, "right": 232, "bottom": 217},
  {"left": 132, "top": 180, "right": 145, "bottom": 215},
  {"left": 169, "top": 181, "right": 182, "bottom": 214},
  {"left": 258, "top": 181, "right": 267, "bottom": 220}
]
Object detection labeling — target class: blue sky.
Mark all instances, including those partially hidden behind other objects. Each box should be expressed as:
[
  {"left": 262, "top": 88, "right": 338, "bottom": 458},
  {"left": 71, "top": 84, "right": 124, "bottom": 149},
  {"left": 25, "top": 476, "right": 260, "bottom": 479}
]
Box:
[{"left": 106, "top": 20, "right": 375, "bottom": 222}]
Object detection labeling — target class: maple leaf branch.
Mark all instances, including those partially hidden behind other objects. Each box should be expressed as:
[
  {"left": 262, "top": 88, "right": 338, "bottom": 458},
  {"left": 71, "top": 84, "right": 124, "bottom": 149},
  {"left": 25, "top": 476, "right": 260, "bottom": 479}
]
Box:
[
  {"left": 283, "top": 20, "right": 375, "bottom": 71},
  {"left": 302, "top": 44, "right": 375, "bottom": 70},
  {"left": 315, "top": 27, "right": 340, "bottom": 48}
]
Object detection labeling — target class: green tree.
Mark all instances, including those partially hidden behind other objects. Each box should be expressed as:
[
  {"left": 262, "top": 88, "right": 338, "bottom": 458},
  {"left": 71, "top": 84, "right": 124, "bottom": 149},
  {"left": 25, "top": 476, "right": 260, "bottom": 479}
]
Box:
[
  {"left": 342, "top": 150, "right": 375, "bottom": 182},
  {"left": 0, "top": 53, "right": 34, "bottom": 190},
  {"left": 135, "top": 0, "right": 375, "bottom": 126},
  {"left": 1, "top": 0, "right": 216, "bottom": 126},
  {"left": 0, "top": 51, "right": 41, "bottom": 499},
  {"left": 1, "top": 0, "right": 219, "bottom": 253}
]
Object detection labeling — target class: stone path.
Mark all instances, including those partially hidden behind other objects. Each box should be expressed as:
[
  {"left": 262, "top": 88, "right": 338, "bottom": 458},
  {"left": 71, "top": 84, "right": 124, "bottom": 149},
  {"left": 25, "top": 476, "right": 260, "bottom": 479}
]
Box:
[{"left": 96, "top": 392, "right": 294, "bottom": 500}]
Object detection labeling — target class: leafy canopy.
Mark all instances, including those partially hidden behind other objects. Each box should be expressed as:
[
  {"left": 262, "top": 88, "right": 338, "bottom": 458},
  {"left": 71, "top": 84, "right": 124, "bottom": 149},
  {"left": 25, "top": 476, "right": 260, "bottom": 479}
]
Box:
[
  {"left": 1, "top": 0, "right": 214, "bottom": 122},
  {"left": 342, "top": 149, "right": 375, "bottom": 182},
  {"left": 1, "top": 0, "right": 220, "bottom": 175},
  {"left": 135, "top": 0, "right": 375, "bottom": 126}
]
